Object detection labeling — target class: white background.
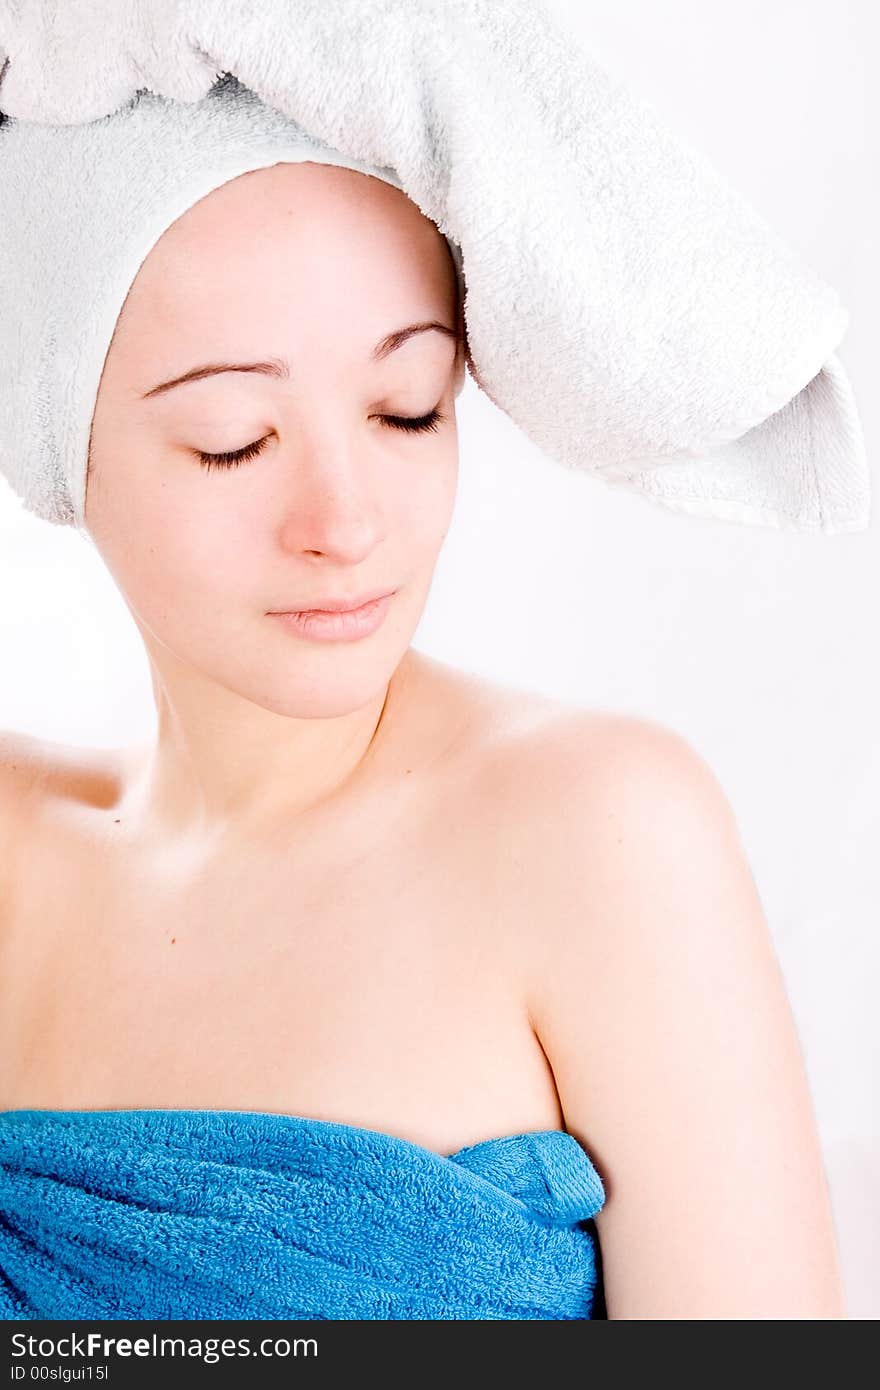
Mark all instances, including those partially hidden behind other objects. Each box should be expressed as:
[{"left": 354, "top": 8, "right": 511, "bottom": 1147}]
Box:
[{"left": 1, "top": 0, "right": 877, "bottom": 1316}]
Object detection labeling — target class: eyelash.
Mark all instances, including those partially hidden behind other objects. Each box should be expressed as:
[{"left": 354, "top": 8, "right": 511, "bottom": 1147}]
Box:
[{"left": 195, "top": 408, "right": 445, "bottom": 471}]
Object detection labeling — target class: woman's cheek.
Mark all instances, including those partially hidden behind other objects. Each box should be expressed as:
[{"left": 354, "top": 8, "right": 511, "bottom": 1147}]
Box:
[{"left": 403, "top": 452, "right": 458, "bottom": 549}]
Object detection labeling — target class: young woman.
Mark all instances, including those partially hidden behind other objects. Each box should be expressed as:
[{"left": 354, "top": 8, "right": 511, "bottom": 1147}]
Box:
[{"left": 0, "top": 159, "right": 845, "bottom": 1319}]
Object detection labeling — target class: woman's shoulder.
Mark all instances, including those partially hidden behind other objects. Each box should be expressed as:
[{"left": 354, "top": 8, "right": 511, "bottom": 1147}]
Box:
[
  {"left": 421, "top": 652, "right": 718, "bottom": 819},
  {"left": 0, "top": 728, "right": 58, "bottom": 833},
  {"left": 474, "top": 682, "right": 747, "bottom": 945},
  {"left": 449, "top": 666, "right": 749, "bottom": 981},
  {"left": 0, "top": 730, "right": 123, "bottom": 896},
  {"left": 416, "top": 655, "right": 736, "bottom": 925},
  {"left": 0, "top": 728, "right": 123, "bottom": 811}
]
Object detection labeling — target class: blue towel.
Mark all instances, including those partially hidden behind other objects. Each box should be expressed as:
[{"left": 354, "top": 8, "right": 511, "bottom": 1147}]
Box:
[{"left": 0, "top": 1108, "right": 606, "bottom": 1320}]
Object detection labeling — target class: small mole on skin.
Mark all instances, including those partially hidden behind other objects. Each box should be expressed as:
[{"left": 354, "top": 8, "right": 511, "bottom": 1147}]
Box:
[
  {"left": 113, "top": 818, "right": 120, "bottom": 824},
  {"left": 170, "top": 938, "right": 176, "bottom": 945}
]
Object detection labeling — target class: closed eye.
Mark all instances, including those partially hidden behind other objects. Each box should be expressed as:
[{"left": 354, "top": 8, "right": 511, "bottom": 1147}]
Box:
[
  {"left": 380, "top": 408, "right": 444, "bottom": 436},
  {"left": 195, "top": 408, "right": 446, "bottom": 471},
  {"left": 196, "top": 436, "right": 270, "bottom": 471}
]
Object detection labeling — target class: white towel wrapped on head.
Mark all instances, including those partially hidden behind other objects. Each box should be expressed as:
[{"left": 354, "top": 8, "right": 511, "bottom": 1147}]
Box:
[{"left": 0, "top": 0, "right": 869, "bottom": 533}]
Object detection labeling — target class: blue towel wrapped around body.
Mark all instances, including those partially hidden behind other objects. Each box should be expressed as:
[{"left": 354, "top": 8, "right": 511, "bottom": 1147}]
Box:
[{"left": 0, "top": 1108, "right": 606, "bottom": 1320}]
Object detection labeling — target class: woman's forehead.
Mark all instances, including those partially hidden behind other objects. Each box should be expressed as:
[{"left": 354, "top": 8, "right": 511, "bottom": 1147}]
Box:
[
  {"left": 123, "top": 162, "right": 455, "bottom": 326},
  {"left": 152, "top": 162, "right": 438, "bottom": 269},
  {"left": 101, "top": 171, "right": 459, "bottom": 392}
]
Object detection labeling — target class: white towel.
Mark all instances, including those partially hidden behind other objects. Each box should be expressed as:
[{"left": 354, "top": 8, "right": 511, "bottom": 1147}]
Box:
[{"left": 0, "top": 0, "right": 869, "bottom": 533}]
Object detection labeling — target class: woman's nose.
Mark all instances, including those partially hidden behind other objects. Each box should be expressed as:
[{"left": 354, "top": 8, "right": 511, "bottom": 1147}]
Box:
[{"left": 274, "top": 431, "right": 387, "bottom": 562}]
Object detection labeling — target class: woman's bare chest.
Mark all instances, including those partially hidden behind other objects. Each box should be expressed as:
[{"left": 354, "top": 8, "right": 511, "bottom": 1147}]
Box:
[{"left": 0, "top": 790, "right": 563, "bottom": 1153}]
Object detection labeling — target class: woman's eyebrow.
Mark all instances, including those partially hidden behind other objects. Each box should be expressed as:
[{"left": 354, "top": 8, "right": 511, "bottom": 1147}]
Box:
[{"left": 139, "top": 320, "right": 459, "bottom": 399}]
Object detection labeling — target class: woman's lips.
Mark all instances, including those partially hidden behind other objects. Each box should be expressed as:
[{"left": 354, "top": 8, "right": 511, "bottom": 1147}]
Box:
[{"left": 268, "top": 590, "right": 397, "bottom": 642}]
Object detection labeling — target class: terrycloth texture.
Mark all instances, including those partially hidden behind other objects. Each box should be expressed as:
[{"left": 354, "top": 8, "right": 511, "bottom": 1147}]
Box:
[
  {"left": 0, "top": 75, "right": 436, "bottom": 533},
  {"left": 0, "top": 1108, "right": 607, "bottom": 1320},
  {"left": 0, "top": 0, "right": 869, "bottom": 533}
]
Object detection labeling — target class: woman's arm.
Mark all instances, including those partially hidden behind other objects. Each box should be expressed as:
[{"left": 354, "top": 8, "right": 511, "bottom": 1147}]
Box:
[{"left": 523, "top": 715, "right": 846, "bottom": 1319}]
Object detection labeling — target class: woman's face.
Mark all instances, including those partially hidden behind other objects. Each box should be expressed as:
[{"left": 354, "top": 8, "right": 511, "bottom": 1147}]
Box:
[{"left": 85, "top": 160, "right": 464, "bottom": 719}]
